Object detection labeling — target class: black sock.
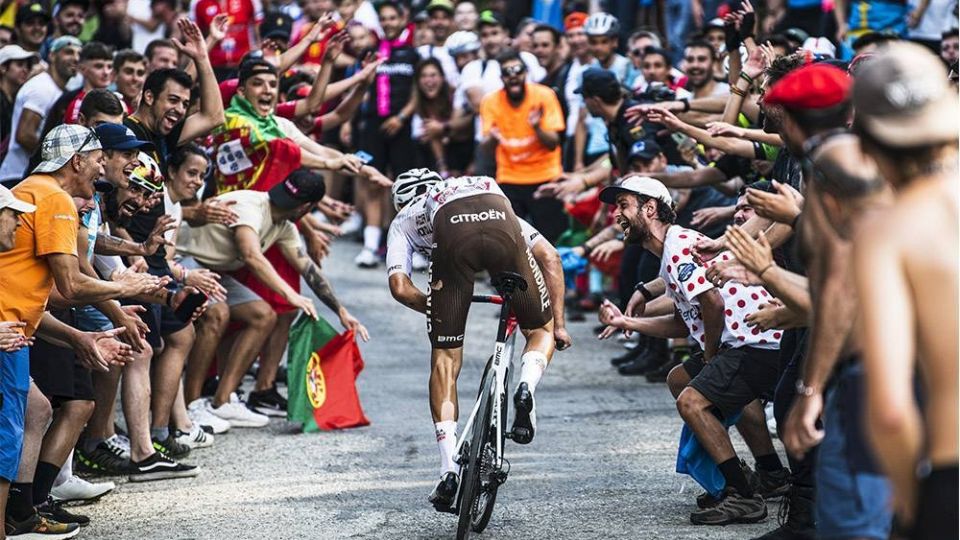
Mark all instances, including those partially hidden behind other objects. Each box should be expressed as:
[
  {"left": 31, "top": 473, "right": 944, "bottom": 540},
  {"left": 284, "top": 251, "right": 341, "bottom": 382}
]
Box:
[
  {"left": 6, "top": 482, "right": 35, "bottom": 521},
  {"left": 718, "top": 458, "right": 753, "bottom": 497},
  {"left": 755, "top": 453, "right": 783, "bottom": 472},
  {"left": 32, "top": 461, "right": 61, "bottom": 505}
]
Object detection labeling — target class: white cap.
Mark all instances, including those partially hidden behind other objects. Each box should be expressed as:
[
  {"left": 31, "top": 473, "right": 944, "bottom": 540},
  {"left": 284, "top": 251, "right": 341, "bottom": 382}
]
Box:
[
  {"left": 0, "top": 44, "right": 38, "bottom": 66},
  {"left": 0, "top": 185, "right": 36, "bottom": 214},
  {"left": 802, "top": 37, "right": 836, "bottom": 58},
  {"left": 599, "top": 175, "right": 673, "bottom": 206}
]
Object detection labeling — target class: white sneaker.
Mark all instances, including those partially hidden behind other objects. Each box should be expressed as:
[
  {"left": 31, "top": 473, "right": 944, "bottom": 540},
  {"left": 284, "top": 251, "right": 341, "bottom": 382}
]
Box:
[
  {"left": 340, "top": 211, "right": 362, "bottom": 236},
  {"left": 354, "top": 248, "right": 379, "bottom": 269},
  {"left": 188, "top": 398, "right": 231, "bottom": 434},
  {"left": 412, "top": 252, "right": 429, "bottom": 272},
  {"left": 174, "top": 423, "right": 214, "bottom": 449},
  {"left": 50, "top": 474, "right": 115, "bottom": 504},
  {"left": 209, "top": 393, "right": 270, "bottom": 428},
  {"left": 104, "top": 434, "right": 131, "bottom": 461}
]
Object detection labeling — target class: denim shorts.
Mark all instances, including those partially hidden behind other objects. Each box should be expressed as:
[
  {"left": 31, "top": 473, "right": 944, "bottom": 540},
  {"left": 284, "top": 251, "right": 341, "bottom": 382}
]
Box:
[
  {"left": 0, "top": 347, "right": 30, "bottom": 482},
  {"left": 75, "top": 305, "right": 114, "bottom": 332}
]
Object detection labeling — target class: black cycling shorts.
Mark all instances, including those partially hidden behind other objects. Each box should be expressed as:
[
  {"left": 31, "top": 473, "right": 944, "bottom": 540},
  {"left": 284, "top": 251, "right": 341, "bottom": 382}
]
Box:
[
  {"left": 428, "top": 194, "right": 552, "bottom": 349},
  {"left": 688, "top": 345, "right": 780, "bottom": 420}
]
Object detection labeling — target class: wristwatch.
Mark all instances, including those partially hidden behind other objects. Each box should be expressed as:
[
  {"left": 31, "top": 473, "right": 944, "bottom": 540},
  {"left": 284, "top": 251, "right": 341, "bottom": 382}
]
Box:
[
  {"left": 795, "top": 379, "right": 817, "bottom": 397},
  {"left": 635, "top": 281, "right": 654, "bottom": 301}
]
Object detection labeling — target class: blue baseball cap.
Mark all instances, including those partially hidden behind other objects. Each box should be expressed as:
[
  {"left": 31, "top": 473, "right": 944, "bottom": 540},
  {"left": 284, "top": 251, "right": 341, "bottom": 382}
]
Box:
[{"left": 94, "top": 123, "right": 154, "bottom": 151}]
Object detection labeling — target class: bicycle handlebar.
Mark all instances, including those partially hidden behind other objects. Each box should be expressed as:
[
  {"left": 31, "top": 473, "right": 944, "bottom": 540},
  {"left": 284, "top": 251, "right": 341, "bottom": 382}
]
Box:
[{"left": 471, "top": 294, "right": 503, "bottom": 305}]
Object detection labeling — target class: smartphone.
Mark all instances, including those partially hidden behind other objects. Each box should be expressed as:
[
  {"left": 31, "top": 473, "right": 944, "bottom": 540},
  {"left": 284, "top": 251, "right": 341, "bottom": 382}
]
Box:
[
  {"left": 354, "top": 150, "right": 374, "bottom": 165},
  {"left": 174, "top": 291, "right": 208, "bottom": 322}
]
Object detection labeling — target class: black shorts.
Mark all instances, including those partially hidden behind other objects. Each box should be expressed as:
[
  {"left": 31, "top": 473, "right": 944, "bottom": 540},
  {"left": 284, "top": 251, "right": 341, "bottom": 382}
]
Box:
[
  {"left": 137, "top": 303, "right": 190, "bottom": 349},
  {"left": 913, "top": 465, "right": 958, "bottom": 539},
  {"left": 29, "top": 310, "right": 94, "bottom": 404},
  {"left": 683, "top": 349, "right": 706, "bottom": 379},
  {"left": 357, "top": 118, "right": 417, "bottom": 177},
  {"left": 499, "top": 183, "right": 568, "bottom": 244},
  {"left": 688, "top": 345, "right": 780, "bottom": 420},
  {"left": 428, "top": 194, "right": 552, "bottom": 349}
]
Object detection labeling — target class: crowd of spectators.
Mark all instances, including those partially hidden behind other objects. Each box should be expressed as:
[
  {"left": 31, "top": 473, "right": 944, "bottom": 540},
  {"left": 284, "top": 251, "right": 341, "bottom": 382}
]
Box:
[{"left": 0, "top": 0, "right": 955, "bottom": 538}]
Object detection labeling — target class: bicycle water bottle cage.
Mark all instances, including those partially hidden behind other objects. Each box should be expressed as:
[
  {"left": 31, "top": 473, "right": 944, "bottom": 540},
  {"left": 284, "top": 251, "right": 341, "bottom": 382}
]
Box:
[{"left": 491, "top": 272, "right": 527, "bottom": 296}]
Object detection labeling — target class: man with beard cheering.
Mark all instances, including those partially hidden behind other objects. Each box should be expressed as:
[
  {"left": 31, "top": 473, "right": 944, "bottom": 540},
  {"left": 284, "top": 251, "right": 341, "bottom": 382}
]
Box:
[
  {"left": 597, "top": 175, "right": 783, "bottom": 526},
  {"left": 479, "top": 48, "right": 566, "bottom": 243}
]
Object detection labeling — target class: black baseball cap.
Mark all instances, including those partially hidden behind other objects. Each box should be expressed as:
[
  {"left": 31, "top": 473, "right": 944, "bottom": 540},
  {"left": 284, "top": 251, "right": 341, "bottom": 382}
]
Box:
[
  {"left": 575, "top": 67, "right": 621, "bottom": 100},
  {"left": 269, "top": 169, "right": 327, "bottom": 210},
  {"left": 16, "top": 3, "right": 51, "bottom": 25},
  {"left": 238, "top": 58, "right": 277, "bottom": 84},
  {"left": 260, "top": 10, "right": 292, "bottom": 42},
  {"left": 628, "top": 139, "right": 662, "bottom": 161}
]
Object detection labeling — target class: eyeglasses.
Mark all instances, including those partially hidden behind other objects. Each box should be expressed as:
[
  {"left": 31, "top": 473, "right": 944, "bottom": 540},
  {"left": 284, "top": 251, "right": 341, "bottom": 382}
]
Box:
[
  {"left": 629, "top": 48, "right": 643, "bottom": 57},
  {"left": 501, "top": 64, "right": 526, "bottom": 78}
]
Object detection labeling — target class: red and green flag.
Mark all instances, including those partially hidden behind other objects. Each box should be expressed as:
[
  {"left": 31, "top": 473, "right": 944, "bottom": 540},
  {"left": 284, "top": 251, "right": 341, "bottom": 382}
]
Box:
[{"left": 287, "top": 316, "right": 370, "bottom": 432}]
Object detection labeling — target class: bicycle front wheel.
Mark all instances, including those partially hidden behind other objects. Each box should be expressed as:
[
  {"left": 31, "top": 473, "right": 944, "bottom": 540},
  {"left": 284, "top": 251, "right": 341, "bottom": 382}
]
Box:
[{"left": 457, "top": 385, "right": 493, "bottom": 540}]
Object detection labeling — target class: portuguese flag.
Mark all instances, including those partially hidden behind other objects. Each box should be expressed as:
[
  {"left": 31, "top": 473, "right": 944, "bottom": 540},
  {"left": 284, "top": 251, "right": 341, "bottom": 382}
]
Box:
[{"left": 287, "top": 316, "right": 370, "bottom": 432}]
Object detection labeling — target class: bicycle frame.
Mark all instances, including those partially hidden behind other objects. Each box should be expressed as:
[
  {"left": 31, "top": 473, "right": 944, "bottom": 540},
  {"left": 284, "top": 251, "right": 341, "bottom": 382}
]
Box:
[{"left": 454, "top": 294, "right": 517, "bottom": 471}]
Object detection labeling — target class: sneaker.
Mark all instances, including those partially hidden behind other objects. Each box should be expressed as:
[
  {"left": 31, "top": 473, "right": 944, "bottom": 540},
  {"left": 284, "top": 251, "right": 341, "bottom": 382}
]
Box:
[
  {"left": 103, "top": 434, "right": 130, "bottom": 460},
  {"left": 50, "top": 474, "right": 115, "bottom": 504},
  {"left": 511, "top": 383, "right": 536, "bottom": 445},
  {"left": 247, "top": 386, "right": 288, "bottom": 418},
  {"left": 340, "top": 211, "right": 362, "bottom": 236},
  {"left": 36, "top": 499, "right": 89, "bottom": 527},
  {"left": 354, "top": 248, "right": 379, "bottom": 268},
  {"left": 174, "top": 424, "right": 214, "bottom": 450},
  {"left": 187, "top": 398, "right": 231, "bottom": 434},
  {"left": 152, "top": 435, "right": 191, "bottom": 459},
  {"left": 411, "top": 252, "right": 429, "bottom": 271},
  {"left": 427, "top": 472, "right": 459, "bottom": 510},
  {"left": 74, "top": 442, "right": 134, "bottom": 476},
  {"left": 690, "top": 490, "right": 767, "bottom": 525},
  {"left": 129, "top": 452, "right": 200, "bottom": 482},
  {"left": 5, "top": 512, "right": 80, "bottom": 538},
  {"left": 209, "top": 393, "right": 270, "bottom": 428},
  {"left": 754, "top": 467, "right": 791, "bottom": 500}
]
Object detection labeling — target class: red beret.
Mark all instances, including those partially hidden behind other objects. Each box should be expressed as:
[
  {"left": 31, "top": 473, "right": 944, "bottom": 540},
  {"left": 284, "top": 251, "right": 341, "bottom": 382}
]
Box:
[
  {"left": 763, "top": 63, "right": 852, "bottom": 110},
  {"left": 564, "top": 12, "right": 588, "bottom": 31}
]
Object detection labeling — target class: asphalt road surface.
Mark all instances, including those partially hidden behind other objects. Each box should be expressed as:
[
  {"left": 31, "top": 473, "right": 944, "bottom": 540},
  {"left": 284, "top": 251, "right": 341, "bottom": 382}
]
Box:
[{"left": 82, "top": 244, "right": 783, "bottom": 540}]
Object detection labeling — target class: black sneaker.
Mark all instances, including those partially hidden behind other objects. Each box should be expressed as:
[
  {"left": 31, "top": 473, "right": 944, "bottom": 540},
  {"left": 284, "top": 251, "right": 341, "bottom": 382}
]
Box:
[
  {"left": 152, "top": 435, "right": 191, "bottom": 459},
  {"left": 696, "top": 489, "right": 725, "bottom": 509},
  {"left": 75, "top": 443, "right": 134, "bottom": 476},
  {"left": 247, "top": 386, "right": 288, "bottom": 418},
  {"left": 129, "top": 452, "right": 200, "bottom": 482},
  {"left": 511, "top": 383, "right": 536, "bottom": 445},
  {"left": 427, "top": 472, "right": 459, "bottom": 511},
  {"left": 690, "top": 490, "right": 768, "bottom": 525},
  {"left": 37, "top": 498, "right": 90, "bottom": 527},
  {"left": 5, "top": 511, "right": 79, "bottom": 538},
  {"left": 754, "top": 467, "right": 791, "bottom": 500}
]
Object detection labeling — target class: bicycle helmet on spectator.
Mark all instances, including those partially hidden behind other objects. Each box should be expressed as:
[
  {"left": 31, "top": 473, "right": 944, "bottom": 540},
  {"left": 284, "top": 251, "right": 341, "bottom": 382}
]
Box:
[
  {"left": 392, "top": 168, "right": 443, "bottom": 211},
  {"left": 129, "top": 152, "right": 164, "bottom": 192},
  {"left": 445, "top": 31, "right": 481, "bottom": 57},
  {"left": 584, "top": 12, "right": 619, "bottom": 37}
]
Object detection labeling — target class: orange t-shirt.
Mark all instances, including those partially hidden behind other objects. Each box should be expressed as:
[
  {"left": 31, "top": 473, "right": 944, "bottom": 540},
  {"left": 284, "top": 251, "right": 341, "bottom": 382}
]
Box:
[
  {"left": 480, "top": 82, "right": 565, "bottom": 185},
  {"left": 0, "top": 175, "right": 78, "bottom": 336}
]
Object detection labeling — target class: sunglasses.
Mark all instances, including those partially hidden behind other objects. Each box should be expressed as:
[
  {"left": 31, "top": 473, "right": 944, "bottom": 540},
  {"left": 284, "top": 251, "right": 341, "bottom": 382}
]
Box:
[
  {"left": 76, "top": 131, "right": 100, "bottom": 154},
  {"left": 629, "top": 48, "right": 643, "bottom": 57},
  {"left": 501, "top": 64, "right": 526, "bottom": 78}
]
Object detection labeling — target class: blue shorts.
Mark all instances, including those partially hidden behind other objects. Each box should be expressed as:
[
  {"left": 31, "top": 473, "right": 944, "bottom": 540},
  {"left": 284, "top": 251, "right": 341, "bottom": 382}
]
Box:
[
  {"left": 815, "top": 363, "right": 893, "bottom": 540},
  {"left": 75, "top": 305, "right": 113, "bottom": 333},
  {"left": 0, "top": 347, "right": 30, "bottom": 482}
]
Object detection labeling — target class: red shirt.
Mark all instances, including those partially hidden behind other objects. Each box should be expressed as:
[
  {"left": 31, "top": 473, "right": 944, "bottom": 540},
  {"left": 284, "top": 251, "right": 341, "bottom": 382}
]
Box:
[
  {"left": 191, "top": 0, "right": 263, "bottom": 68},
  {"left": 289, "top": 20, "right": 329, "bottom": 66}
]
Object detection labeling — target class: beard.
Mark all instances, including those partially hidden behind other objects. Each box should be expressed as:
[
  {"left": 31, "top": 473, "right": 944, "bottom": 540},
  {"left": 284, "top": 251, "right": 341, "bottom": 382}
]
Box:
[
  {"left": 104, "top": 191, "right": 134, "bottom": 228},
  {"left": 621, "top": 215, "right": 649, "bottom": 244}
]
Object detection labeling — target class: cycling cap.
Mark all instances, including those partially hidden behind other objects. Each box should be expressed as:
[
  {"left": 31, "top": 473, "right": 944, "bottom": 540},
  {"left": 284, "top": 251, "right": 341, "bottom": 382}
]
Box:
[
  {"left": 129, "top": 152, "right": 164, "bottom": 192},
  {"left": 392, "top": 168, "right": 442, "bottom": 211},
  {"left": 584, "top": 12, "right": 619, "bottom": 37},
  {"left": 445, "top": 31, "right": 481, "bottom": 56}
]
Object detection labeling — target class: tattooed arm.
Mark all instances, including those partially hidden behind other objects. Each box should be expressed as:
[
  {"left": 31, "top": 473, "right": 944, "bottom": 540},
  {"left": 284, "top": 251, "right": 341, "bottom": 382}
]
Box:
[{"left": 282, "top": 243, "right": 370, "bottom": 341}]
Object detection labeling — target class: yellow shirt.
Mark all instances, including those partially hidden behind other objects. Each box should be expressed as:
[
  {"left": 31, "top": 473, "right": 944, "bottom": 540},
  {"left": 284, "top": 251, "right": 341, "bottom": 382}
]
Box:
[
  {"left": 0, "top": 175, "right": 79, "bottom": 336},
  {"left": 480, "top": 82, "right": 565, "bottom": 185}
]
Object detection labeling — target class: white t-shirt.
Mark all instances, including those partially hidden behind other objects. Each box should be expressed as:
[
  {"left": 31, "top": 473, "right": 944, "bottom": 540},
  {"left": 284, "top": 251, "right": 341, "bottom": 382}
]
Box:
[
  {"left": 386, "top": 176, "right": 543, "bottom": 277},
  {"left": 128, "top": 0, "right": 166, "bottom": 54},
  {"left": 908, "top": 0, "right": 958, "bottom": 40},
  {"left": 564, "top": 58, "right": 587, "bottom": 137},
  {"left": 660, "top": 225, "right": 781, "bottom": 350},
  {"left": 459, "top": 51, "right": 546, "bottom": 142},
  {"left": 163, "top": 189, "right": 183, "bottom": 245},
  {"left": 0, "top": 72, "right": 64, "bottom": 182},
  {"left": 418, "top": 44, "right": 460, "bottom": 88}
]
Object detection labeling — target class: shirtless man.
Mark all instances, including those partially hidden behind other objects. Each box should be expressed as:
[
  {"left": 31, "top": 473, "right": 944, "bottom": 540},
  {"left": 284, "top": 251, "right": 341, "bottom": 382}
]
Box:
[{"left": 850, "top": 42, "right": 958, "bottom": 539}]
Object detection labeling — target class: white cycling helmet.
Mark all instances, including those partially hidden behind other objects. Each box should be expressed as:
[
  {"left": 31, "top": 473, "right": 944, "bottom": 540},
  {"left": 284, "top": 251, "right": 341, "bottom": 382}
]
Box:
[
  {"left": 445, "top": 30, "right": 481, "bottom": 57},
  {"left": 392, "top": 168, "right": 443, "bottom": 211},
  {"left": 584, "top": 12, "right": 620, "bottom": 37}
]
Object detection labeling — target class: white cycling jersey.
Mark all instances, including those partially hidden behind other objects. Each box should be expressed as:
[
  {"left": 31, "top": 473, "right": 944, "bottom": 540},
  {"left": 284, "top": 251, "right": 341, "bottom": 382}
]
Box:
[{"left": 386, "top": 176, "right": 543, "bottom": 277}]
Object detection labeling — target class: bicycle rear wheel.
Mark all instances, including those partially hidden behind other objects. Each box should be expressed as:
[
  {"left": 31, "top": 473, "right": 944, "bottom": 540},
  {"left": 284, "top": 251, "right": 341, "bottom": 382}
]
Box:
[
  {"left": 457, "top": 384, "right": 493, "bottom": 540},
  {"left": 470, "top": 388, "right": 506, "bottom": 533}
]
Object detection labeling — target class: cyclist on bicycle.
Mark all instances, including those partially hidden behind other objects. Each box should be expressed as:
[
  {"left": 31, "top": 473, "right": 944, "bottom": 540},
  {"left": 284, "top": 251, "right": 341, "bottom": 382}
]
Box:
[{"left": 386, "top": 169, "right": 570, "bottom": 510}]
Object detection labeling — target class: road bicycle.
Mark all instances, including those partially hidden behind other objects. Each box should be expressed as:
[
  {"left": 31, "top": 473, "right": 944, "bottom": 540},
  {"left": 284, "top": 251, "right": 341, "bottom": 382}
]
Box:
[{"left": 452, "top": 271, "right": 527, "bottom": 540}]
